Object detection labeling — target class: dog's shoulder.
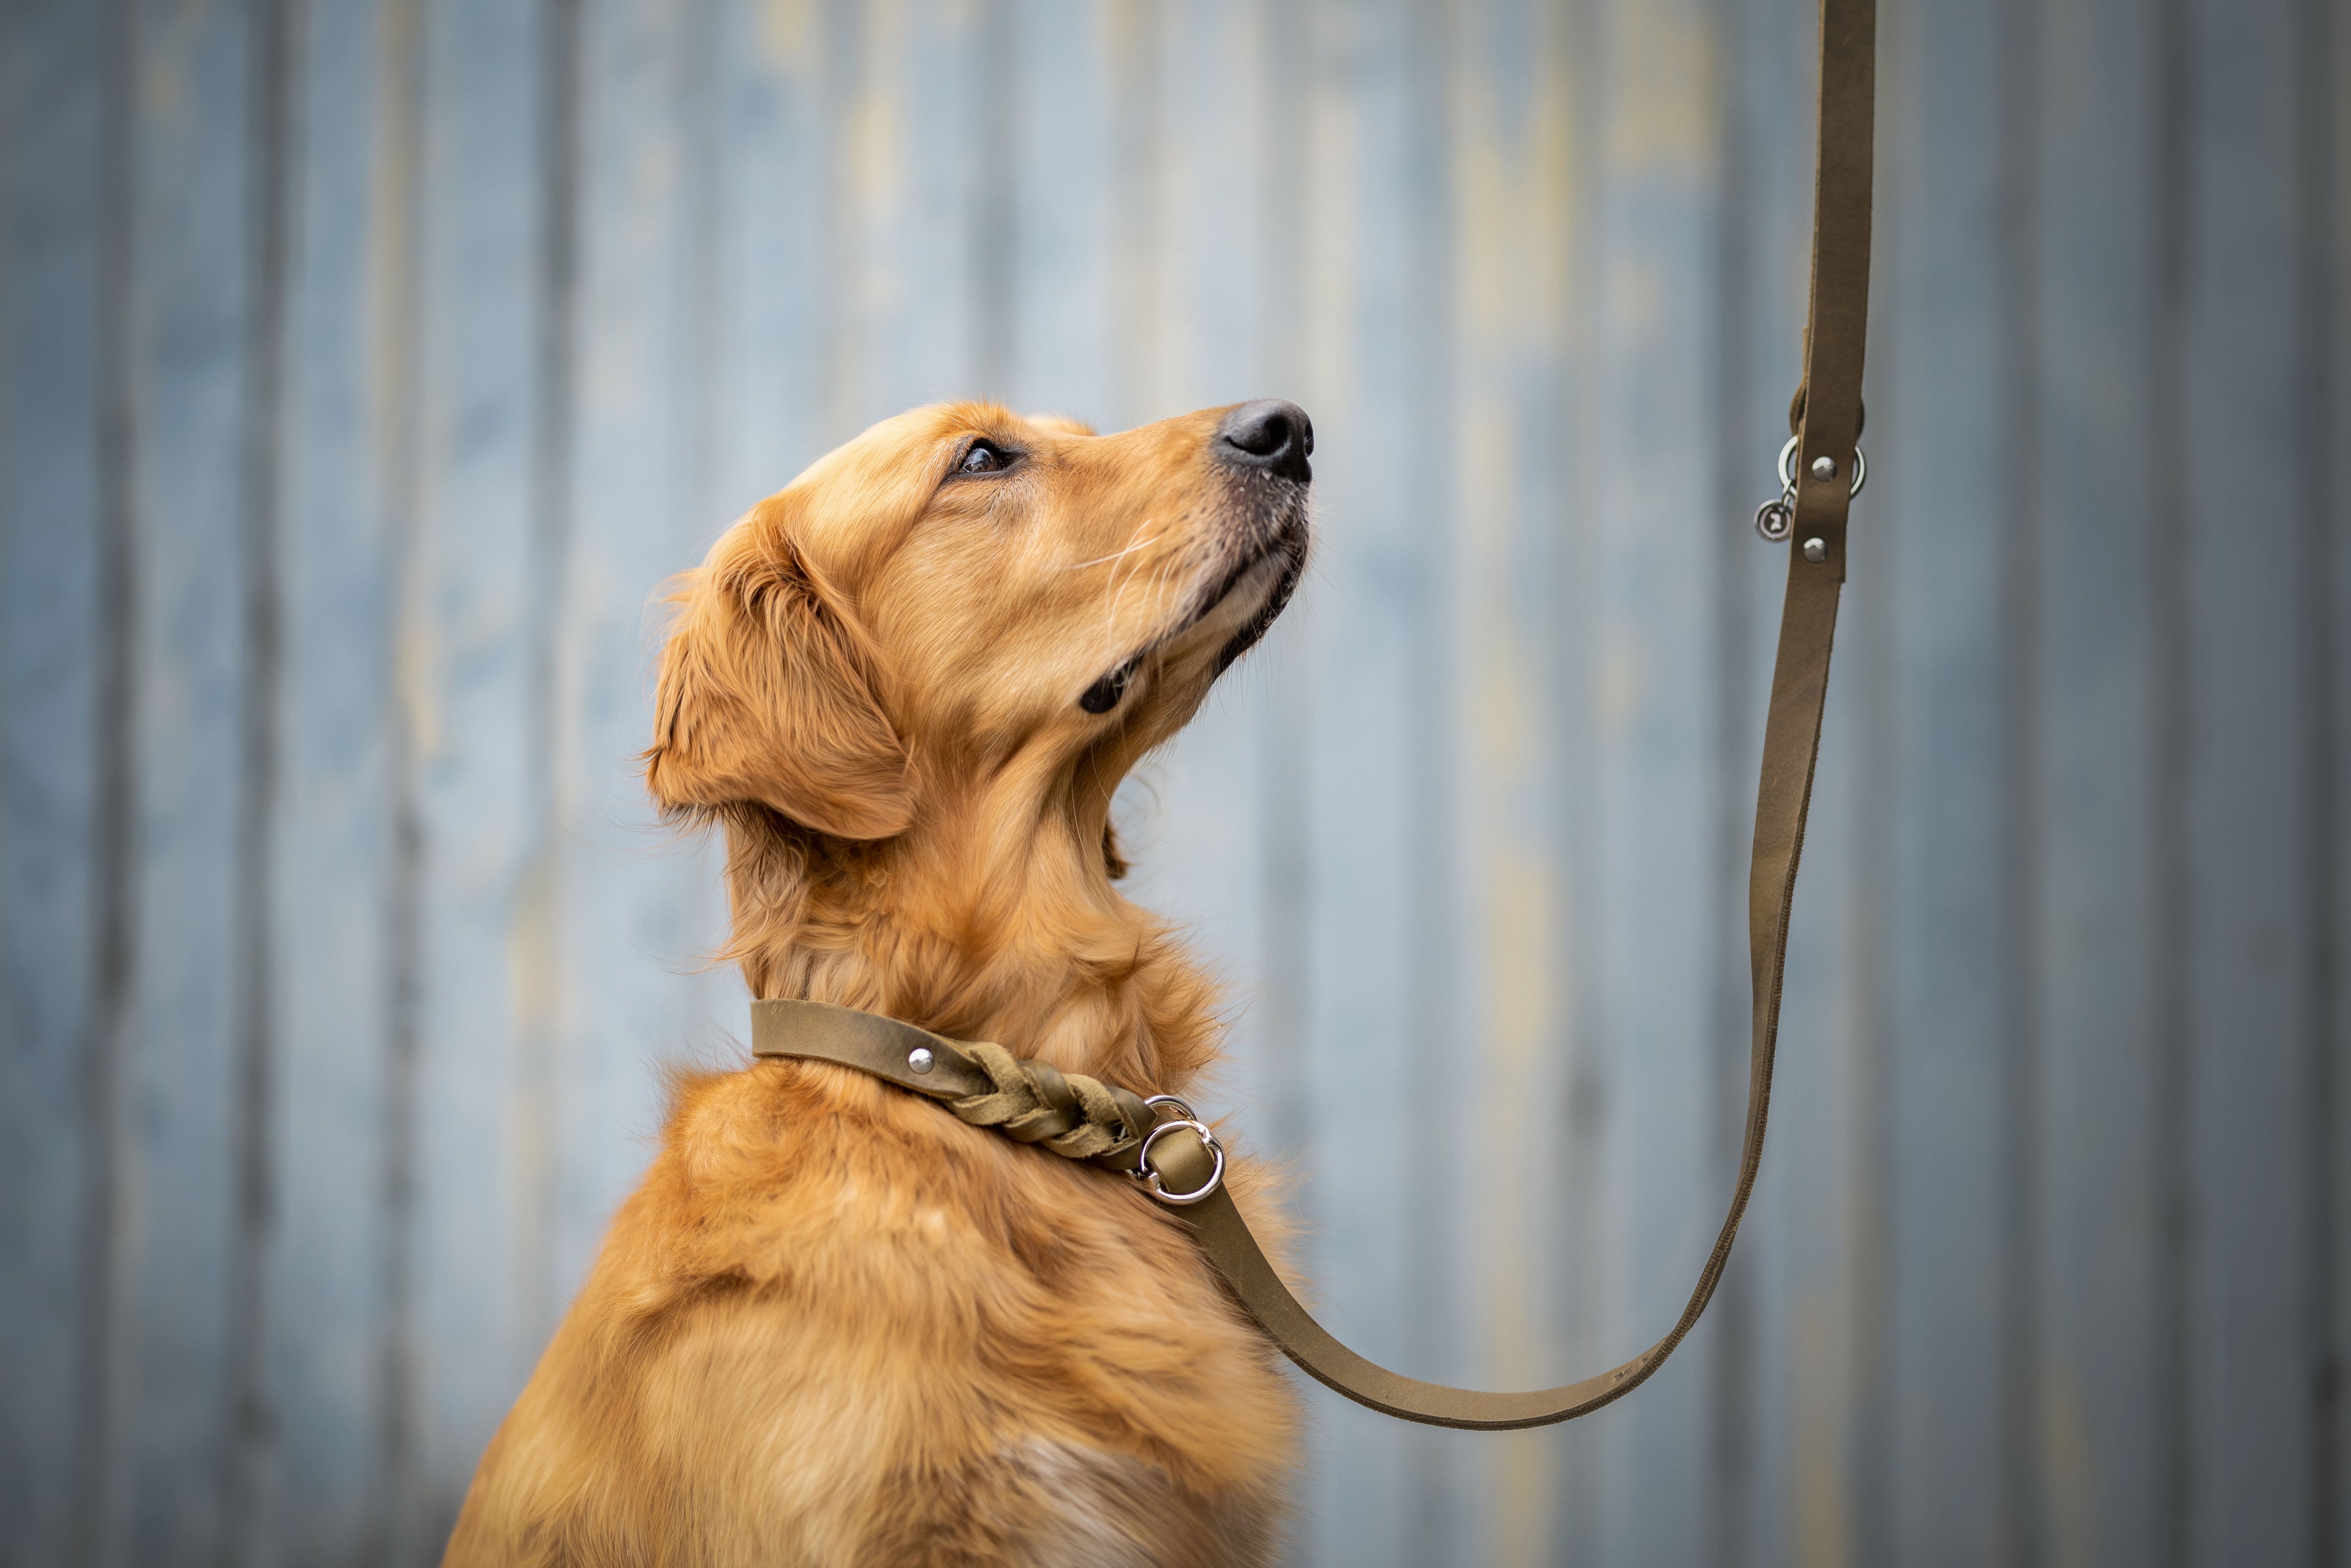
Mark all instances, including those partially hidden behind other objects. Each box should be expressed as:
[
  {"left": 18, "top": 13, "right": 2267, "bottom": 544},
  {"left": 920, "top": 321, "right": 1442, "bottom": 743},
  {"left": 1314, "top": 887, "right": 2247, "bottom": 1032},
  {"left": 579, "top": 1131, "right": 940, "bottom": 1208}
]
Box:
[
  {"left": 617, "top": 1056, "right": 1196, "bottom": 1298},
  {"left": 447, "top": 1058, "right": 1296, "bottom": 1565}
]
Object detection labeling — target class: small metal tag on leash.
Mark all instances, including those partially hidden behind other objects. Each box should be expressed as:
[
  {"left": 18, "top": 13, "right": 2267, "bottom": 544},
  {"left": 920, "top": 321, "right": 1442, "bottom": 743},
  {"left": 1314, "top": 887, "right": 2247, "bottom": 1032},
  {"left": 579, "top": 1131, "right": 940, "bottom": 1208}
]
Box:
[{"left": 1754, "top": 434, "right": 1866, "bottom": 543}]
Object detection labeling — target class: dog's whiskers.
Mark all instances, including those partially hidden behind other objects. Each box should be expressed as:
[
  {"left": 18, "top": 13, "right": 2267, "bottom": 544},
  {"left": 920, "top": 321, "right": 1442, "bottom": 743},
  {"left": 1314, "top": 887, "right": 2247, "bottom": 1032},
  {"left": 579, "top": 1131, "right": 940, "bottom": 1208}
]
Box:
[
  {"left": 1098, "top": 534, "right": 1180, "bottom": 640},
  {"left": 1102, "top": 548, "right": 1187, "bottom": 649},
  {"left": 1063, "top": 528, "right": 1165, "bottom": 572}
]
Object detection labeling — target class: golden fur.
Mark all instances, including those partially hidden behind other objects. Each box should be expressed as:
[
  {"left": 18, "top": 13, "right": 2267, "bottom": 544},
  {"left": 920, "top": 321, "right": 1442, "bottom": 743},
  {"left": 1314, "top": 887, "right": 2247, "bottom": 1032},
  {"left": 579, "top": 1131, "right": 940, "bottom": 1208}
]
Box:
[{"left": 444, "top": 402, "right": 1312, "bottom": 1566}]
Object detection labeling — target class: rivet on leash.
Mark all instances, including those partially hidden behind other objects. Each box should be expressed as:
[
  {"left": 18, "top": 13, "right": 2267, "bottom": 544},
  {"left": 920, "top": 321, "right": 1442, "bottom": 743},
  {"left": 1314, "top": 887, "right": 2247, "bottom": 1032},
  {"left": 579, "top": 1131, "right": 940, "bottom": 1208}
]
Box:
[
  {"left": 907, "top": 1047, "right": 935, "bottom": 1074},
  {"left": 1802, "top": 537, "right": 1827, "bottom": 564},
  {"left": 1810, "top": 454, "right": 1837, "bottom": 481}
]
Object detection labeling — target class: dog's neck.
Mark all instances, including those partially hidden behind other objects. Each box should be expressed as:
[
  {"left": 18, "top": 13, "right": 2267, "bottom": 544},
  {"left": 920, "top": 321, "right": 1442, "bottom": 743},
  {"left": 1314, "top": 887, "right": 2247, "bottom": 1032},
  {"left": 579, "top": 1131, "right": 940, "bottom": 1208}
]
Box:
[{"left": 718, "top": 797, "right": 1221, "bottom": 1095}]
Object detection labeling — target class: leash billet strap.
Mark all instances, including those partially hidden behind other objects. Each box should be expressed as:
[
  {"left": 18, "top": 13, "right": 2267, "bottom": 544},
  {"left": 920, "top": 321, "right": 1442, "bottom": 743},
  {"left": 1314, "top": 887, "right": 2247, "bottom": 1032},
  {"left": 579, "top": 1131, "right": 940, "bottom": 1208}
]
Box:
[{"left": 755, "top": 0, "right": 1873, "bottom": 1433}]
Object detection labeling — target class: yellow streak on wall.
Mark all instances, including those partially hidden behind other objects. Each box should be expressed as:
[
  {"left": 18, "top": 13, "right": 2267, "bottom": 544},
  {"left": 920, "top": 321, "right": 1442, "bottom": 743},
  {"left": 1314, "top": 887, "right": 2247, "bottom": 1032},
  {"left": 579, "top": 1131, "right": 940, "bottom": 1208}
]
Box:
[
  {"left": 1450, "top": 7, "right": 1588, "bottom": 1558},
  {"left": 1793, "top": 1291, "right": 1851, "bottom": 1568},
  {"left": 505, "top": 845, "right": 560, "bottom": 1336},
  {"left": 2043, "top": 1366, "right": 2096, "bottom": 1568},
  {"left": 142, "top": 0, "right": 212, "bottom": 119},
  {"left": 758, "top": 0, "right": 816, "bottom": 74},
  {"left": 1106, "top": 0, "right": 1170, "bottom": 419},
  {"left": 372, "top": 0, "right": 442, "bottom": 765},
  {"left": 1454, "top": 51, "right": 1573, "bottom": 350},
  {"left": 1605, "top": 1, "right": 1718, "bottom": 174},
  {"left": 850, "top": 0, "right": 907, "bottom": 298}
]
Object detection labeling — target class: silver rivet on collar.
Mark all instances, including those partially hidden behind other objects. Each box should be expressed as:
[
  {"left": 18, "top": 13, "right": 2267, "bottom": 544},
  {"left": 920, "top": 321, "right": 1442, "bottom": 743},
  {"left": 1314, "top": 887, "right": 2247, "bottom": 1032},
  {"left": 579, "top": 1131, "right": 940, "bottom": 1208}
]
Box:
[
  {"left": 1811, "top": 454, "right": 1836, "bottom": 481},
  {"left": 907, "top": 1046, "right": 935, "bottom": 1074},
  {"left": 1802, "top": 536, "right": 1828, "bottom": 564}
]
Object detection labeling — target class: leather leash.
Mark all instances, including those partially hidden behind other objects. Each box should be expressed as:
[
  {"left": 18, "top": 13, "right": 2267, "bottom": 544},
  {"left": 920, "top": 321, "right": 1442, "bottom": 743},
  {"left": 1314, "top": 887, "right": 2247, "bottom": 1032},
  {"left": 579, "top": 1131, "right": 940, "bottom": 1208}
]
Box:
[{"left": 754, "top": 0, "right": 1874, "bottom": 1432}]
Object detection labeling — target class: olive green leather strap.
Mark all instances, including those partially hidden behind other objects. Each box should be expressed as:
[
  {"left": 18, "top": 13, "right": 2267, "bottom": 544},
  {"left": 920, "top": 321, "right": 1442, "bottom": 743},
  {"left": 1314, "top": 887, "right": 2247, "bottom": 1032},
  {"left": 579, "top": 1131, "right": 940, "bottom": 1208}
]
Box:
[
  {"left": 753, "top": 0, "right": 1872, "bottom": 1431},
  {"left": 748, "top": 999, "right": 1157, "bottom": 1164},
  {"left": 753, "top": 1000, "right": 1236, "bottom": 1203}
]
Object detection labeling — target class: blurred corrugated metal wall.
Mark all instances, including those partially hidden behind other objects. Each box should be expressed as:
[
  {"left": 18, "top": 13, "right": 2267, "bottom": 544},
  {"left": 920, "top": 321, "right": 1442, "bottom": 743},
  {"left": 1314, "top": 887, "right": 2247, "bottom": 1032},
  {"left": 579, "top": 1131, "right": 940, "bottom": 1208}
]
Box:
[{"left": 1, "top": 0, "right": 2344, "bottom": 1563}]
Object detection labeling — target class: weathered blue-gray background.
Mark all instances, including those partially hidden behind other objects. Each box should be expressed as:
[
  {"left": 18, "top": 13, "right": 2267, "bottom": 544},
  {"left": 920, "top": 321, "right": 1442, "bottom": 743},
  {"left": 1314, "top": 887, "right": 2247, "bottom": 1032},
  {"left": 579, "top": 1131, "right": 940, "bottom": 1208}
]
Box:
[{"left": 2, "top": 0, "right": 2344, "bottom": 1563}]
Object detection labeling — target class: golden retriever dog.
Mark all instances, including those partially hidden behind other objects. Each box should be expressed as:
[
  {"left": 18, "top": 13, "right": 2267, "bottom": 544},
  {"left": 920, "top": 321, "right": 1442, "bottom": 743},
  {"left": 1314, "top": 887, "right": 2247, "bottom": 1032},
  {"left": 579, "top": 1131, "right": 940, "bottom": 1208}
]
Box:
[{"left": 444, "top": 398, "right": 1315, "bottom": 1567}]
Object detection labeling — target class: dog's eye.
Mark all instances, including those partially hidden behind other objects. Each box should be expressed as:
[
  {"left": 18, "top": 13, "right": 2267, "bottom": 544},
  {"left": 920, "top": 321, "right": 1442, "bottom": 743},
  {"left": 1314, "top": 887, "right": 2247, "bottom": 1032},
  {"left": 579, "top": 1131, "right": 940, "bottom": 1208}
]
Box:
[{"left": 959, "top": 440, "right": 1008, "bottom": 475}]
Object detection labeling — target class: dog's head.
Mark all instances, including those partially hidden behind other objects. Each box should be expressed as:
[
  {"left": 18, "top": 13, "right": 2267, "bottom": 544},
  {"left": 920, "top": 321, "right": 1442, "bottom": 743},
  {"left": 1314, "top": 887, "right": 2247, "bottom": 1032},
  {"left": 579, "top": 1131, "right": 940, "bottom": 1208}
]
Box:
[{"left": 645, "top": 399, "right": 1311, "bottom": 856}]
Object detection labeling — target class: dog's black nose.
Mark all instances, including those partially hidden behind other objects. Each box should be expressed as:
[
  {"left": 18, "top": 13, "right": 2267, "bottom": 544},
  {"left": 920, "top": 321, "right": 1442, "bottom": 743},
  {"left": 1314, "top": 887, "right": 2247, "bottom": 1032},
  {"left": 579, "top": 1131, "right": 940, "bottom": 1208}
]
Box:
[{"left": 1215, "top": 400, "right": 1313, "bottom": 484}]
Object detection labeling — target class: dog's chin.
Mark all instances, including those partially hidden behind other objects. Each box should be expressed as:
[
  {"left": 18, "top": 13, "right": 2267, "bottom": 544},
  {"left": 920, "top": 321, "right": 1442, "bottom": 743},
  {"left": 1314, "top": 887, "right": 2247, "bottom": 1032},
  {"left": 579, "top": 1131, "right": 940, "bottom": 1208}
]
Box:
[
  {"left": 1082, "top": 505, "right": 1307, "bottom": 707},
  {"left": 1210, "top": 532, "right": 1304, "bottom": 673}
]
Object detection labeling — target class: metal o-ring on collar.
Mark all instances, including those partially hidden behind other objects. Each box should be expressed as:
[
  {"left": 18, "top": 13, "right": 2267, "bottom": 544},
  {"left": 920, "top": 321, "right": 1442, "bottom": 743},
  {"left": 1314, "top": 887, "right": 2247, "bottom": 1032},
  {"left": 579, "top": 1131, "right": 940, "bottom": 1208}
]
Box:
[{"left": 1134, "top": 1117, "right": 1226, "bottom": 1206}]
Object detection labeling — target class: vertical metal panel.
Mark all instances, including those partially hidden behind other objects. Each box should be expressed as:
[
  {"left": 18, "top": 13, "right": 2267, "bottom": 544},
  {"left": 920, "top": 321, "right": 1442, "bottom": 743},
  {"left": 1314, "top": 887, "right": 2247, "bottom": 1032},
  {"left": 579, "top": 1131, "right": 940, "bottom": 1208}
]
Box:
[
  {"left": 368, "top": 2, "right": 432, "bottom": 1553},
  {"left": 223, "top": 0, "right": 301, "bottom": 1553},
  {"left": 561, "top": 0, "right": 737, "bottom": 1339},
  {"left": 1587, "top": 0, "right": 1730, "bottom": 1559},
  {"left": 520, "top": 0, "right": 587, "bottom": 1417},
  {"left": 1278, "top": 3, "right": 1452, "bottom": 1560},
  {"left": 0, "top": 3, "right": 109, "bottom": 1561},
  {"left": 1454, "top": 0, "right": 1635, "bottom": 1560},
  {"left": 2179, "top": 0, "right": 2329, "bottom": 1560},
  {"left": 1100, "top": 0, "right": 1169, "bottom": 427},
  {"left": 1544, "top": 2, "right": 1614, "bottom": 1558},
  {"left": 1991, "top": 0, "right": 2049, "bottom": 1558},
  {"left": 707, "top": 0, "right": 827, "bottom": 513},
  {"left": 1005, "top": 0, "right": 1111, "bottom": 424},
  {"left": 403, "top": 0, "right": 548, "bottom": 1542},
  {"left": 868, "top": 0, "right": 990, "bottom": 420},
  {"left": 1393, "top": 2, "right": 1465, "bottom": 1558},
  {"left": 2034, "top": 0, "right": 2166, "bottom": 1560},
  {"left": 562, "top": 0, "right": 680, "bottom": 1289},
  {"left": 2305, "top": 0, "right": 2343, "bottom": 1548},
  {"left": 264, "top": 0, "right": 398, "bottom": 1555},
  {"left": 1878, "top": 0, "right": 2013, "bottom": 1560},
  {"left": 903, "top": 8, "right": 995, "bottom": 441},
  {"left": 1105, "top": 0, "right": 1170, "bottom": 430},
  {"left": 2327, "top": 7, "right": 2351, "bottom": 1563},
  {"left": 120, "top": 1, "right": 255, "bottom": 1559},
  {"left": 2149, "top": 0, "right": 2197, "bottom": 1559}
]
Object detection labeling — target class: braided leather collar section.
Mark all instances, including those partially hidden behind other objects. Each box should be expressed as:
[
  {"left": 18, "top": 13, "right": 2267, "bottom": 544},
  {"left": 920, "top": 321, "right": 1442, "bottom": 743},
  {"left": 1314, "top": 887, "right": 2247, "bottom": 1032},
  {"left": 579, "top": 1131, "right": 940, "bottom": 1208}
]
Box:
[
  {"left": 750, "top": 999, "right": 1157, "bottom": 1170},
  {"left": 948, "top": 1041, "right": 1154, "bottom": 1160}
]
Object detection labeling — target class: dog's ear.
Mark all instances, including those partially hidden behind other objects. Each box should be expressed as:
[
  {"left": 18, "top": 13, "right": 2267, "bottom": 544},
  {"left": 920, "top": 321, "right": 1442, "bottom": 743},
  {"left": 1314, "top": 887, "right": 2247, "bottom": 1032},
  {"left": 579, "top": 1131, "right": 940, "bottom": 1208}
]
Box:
[{"left": 645, "top": 504, "right": 914, "bottom": 840}]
